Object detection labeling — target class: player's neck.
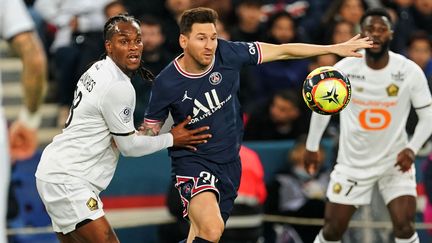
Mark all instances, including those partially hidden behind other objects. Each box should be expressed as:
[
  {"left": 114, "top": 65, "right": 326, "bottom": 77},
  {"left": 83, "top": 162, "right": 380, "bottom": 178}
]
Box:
[
  {"left": 177, "top": 55, "right": 211, "bottom": 74},
  {"left": 366, "top": 52, "right": 390, "bottom": 70}
]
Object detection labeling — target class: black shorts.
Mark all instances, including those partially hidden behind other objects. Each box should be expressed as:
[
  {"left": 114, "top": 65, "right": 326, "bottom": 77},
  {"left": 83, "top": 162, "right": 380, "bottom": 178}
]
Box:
[{"left": 172, "top": 156, "right": 241, "bottom": 223}]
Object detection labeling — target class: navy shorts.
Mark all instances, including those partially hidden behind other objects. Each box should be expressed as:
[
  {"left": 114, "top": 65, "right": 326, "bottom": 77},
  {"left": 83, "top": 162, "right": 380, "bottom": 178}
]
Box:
[{"left": 172, "top": 156, "right": 241, "bottom": 223}]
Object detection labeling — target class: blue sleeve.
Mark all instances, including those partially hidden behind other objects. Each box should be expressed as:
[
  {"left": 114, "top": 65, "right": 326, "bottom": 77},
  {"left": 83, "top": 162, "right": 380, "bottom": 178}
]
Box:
[
  {"left": 218, "top": 39, "right": 262, "bottom": 69},
  {"left": 144, "top": 76, "right": 171, "bottom": 123}
]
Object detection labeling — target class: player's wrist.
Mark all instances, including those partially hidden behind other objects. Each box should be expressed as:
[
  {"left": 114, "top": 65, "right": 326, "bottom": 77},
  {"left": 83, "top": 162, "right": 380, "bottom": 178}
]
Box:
[{"left": 18, "top": 106, "right": 42, "bottom": 129}]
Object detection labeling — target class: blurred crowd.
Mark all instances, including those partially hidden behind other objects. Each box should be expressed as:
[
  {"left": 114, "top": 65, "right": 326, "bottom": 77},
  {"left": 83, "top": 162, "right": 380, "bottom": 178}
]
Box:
[
  {"left": 6, "top": 0, "right": 432, "bottom": 242},
  {"left": 20, "top": 0, "right": 432, "bottom": 135}
]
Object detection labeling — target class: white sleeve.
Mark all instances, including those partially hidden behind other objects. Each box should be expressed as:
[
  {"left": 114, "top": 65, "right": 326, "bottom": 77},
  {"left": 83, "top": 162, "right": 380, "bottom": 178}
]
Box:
[
  {"left": 100, "top": 82, "right": 173, "bottom": 157},
  {"left": 1, "top": 0, "right": 34, "bottom": 39},
  {"left": 305, "top": 112, "right": 331, "bottom": 152},
  {"left": 113, "top": 132, "right": 173, "bottom": 157},
  {"left": 100, "top": 82, "right": 136, "bottom": 135},
  {"left": 409, "top": 62, "right": 432, "bottom": 108},
  {"left": 407, "top": 104, "right": 432, "bottom": 155}
]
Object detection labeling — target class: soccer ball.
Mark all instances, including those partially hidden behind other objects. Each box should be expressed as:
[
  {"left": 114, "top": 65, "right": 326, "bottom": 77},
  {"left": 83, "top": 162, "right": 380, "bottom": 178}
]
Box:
[{"left": 302, "top": 66, "right": 351, "bottom": 115}]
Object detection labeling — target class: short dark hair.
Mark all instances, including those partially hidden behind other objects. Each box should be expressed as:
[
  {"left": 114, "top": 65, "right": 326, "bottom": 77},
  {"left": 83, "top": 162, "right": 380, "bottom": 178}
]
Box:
[
  {"left": 407, "top": 30, "right": 432, "bottom": 48},
  {"left": 360, "top": 8, "right": 393, "bottom": 28},
  {"left": 179, "top": 7, "right": 218, "bottom": 35},
  {"left": 103, "top": 13, "right": 140, "bottom": 41}
]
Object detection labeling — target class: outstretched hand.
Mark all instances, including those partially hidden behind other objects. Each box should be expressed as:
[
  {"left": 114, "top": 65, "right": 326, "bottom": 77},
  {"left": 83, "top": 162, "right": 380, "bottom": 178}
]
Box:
[
  {"left": 333, "top": 34, "right": 373, "bottom": 58},
  {"left": 170, "top": 116, "right": 212, "bottom": 151},
  {"left": 304, "top": 149, "right": 320, "bottom": 175},
  {"left": 395, "top": 148, "right": 415, "bottom": 173},
  {"left": 9, "top": 120, "right": 38, "bottom": 162}
]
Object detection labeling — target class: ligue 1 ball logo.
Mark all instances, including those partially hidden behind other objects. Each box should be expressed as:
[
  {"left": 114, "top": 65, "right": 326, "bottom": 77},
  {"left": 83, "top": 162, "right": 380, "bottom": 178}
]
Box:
[{"left": 302, "top": 66, "right": 351, "bottom": 115}]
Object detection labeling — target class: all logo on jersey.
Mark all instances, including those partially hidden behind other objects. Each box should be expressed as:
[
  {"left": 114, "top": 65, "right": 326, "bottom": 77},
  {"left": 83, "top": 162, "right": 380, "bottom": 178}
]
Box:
[
  {"left": 392, "top": 71, "right": 405, "bottom": 82},
  {"left": 190, "top": 89, "right": 232, "bottom": 124},
  {"left": 209, "top": 72, "right": 222, "bottom": 85},
  {"left": 86, "top": 197, "right": 99, "bottom": 211},
  {"left": 386, "top": 84, "right": 399, "bottom": 97},
  {"left": 119, "top": 107, "right": 132, "bottom": 123}
]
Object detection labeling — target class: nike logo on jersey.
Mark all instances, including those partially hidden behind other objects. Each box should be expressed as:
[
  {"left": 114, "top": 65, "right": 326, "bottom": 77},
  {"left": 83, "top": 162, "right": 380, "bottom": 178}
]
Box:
[{"left": 182, "top": 90, "right": 193, "bottom": 102}]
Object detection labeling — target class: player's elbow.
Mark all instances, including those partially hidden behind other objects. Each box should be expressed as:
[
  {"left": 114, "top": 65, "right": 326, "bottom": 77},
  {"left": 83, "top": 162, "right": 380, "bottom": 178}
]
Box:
[{"left": 117, "top": 145, "right": 138, "bottom": 157}]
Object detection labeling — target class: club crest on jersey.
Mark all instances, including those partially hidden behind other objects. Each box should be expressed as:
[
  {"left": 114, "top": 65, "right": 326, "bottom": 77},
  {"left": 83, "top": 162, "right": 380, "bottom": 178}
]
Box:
[
  {"left": 209, "top": 72, "right": 222, "bottom": 85},
  {"left": 86, "top": 197, "right": 99, "bottom": 211},
  {"left": 119, "top": 107, "right": 132, "bottom": 123},
  {"left": 386, "top": 84, "right": 399, "bottom": 97}
]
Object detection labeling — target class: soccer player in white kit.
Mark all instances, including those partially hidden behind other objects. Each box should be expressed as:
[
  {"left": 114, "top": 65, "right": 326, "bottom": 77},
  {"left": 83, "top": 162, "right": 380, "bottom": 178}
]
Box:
[
  {"left": 305, "top": 8, "right": 432, "bottom": 243},
  {"left": 35, "top": 14, "right": 211, "bottom": 243},
  {"left": 0, "top": 0, "right": 47, "bottom": 242}
]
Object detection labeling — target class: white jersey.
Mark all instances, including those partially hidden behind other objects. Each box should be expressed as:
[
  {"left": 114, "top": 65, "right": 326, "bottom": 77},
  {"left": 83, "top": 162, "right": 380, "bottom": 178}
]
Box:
[
  {"left": 334, "top": 51, "right": 432, "bottom": 168},
  {"left": 36, "top": 57, "right": 137, "bottom": 191}
]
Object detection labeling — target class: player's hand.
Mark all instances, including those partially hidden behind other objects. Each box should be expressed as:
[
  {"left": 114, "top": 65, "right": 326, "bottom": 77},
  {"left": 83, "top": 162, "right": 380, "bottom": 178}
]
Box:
[
  {"left": 332, "top": 34, "right": 373, "bottom": 58},
  {"left": 304, "top": 149, "right": 320, "bottom": 175},
  {"left": 395, "top": 148, "right": 415, "bottom": 173},
  {"left": 8, "top": 120, "right": 38, "bottom": 162},
  {"left": 170, "top": 116, "right": 212, "bottom": 151}
]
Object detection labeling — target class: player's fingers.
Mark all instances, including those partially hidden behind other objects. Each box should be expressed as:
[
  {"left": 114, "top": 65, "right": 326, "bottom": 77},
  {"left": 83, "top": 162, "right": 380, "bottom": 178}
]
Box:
[
  {"left": 186, "top": 139, "right": 208, "bottom": 144},
  {"left": 347, "top": 34, "right": 361, "bottom": 42},
  {"left": 305, "top": 162, "right": 316, "bottom": 175},
  {"left": 351, "top": 51, "right": 363, "bottom": 58},
  {"left": 182, "top": 145, "right": 197, "bottom": 151},
  {"left": 178, "top": 116, "right": 192, "bottom": 127},
  {"left": 191, "top": 134, "right": 211, "bottom": 141},
  {"left": 307, "top": 166, "right": 316, "bottom": 175},
  {"left": 189, "top": 126, "right": 210, "bottom": 134}
]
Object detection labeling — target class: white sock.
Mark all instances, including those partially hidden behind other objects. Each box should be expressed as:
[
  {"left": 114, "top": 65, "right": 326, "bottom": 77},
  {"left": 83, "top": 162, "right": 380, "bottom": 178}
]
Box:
[
  {"left": 313, "top": 229, "right": 342, "bottom": 243},
  {"left": 395, "top": 232, "right": 419, "bottom": 243}
]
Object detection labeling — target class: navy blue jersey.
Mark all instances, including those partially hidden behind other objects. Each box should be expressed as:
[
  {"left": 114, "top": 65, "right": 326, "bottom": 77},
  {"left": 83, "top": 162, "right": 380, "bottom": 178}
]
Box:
[{"left": 145, "top": 39, "right": 262, "bottom": 163}]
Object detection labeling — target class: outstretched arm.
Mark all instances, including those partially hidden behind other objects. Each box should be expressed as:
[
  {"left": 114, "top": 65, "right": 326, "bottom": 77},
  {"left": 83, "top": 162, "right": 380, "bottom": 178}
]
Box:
[
  {"left": 259, "top": 34, "right": 372, "bottom": 63},
  {"left": 304, "top": 113, "right": 331, "bottom": 175},
  {"left": 10, "top": 31, "right": 47, "bottom": 116},
  {"left": 8, "top": 30, "right": 47, "bottom": 161}
]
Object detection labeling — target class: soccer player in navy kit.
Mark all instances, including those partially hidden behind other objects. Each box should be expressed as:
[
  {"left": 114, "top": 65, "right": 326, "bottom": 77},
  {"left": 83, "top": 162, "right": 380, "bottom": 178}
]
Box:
[{"left": 142, "top": 7, "right": 372, "bottom": 243}]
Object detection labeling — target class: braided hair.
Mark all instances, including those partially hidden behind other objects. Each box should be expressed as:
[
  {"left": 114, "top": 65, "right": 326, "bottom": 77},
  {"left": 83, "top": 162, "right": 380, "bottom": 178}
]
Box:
[{"left": 103, "top": 14, "right": 155, "bottom": 82}]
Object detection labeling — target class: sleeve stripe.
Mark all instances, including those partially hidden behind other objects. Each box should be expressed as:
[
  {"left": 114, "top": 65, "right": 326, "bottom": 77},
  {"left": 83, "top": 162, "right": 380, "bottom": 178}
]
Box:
[
  {"left": 415, "top": 103, "right": 432, "bottom": 110},
  {"left": 110, "top": 131, "right": 135, "bottom": 136},
  {"left": 144, "top": 118, "right": 162, "bottom": 124},
  {"left": 255, "top": 42, "right": 262, "bottom": 64}
]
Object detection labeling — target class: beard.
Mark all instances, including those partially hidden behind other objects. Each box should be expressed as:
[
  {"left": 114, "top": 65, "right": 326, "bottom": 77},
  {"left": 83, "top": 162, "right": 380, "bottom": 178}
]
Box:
[{"left": 366, "top": 40, "right": 390, "bottom": 60}]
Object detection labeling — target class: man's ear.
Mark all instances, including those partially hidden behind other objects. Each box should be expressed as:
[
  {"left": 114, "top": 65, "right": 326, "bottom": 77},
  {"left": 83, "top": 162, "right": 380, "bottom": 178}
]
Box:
[
  {"left": 105, "top": 40, "right": 112, "bottom": 54},
  {"left": 179, "top": 34, "right": 187, "bottom": 49}
]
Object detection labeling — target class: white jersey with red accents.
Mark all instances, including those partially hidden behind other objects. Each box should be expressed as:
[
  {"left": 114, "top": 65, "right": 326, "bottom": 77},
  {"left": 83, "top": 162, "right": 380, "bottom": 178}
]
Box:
[{"left": 334, "top": 51, "right": 431, "bottom": 168}]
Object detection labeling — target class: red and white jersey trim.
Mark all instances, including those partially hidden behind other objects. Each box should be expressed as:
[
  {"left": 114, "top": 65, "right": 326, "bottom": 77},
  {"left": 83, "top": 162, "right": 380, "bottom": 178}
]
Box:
[
  {"left": 255, "top": 42, "right": 263, "bottom": 64},
  {"left": 173, "top": 54, "right": 215, "bottom": 79}
]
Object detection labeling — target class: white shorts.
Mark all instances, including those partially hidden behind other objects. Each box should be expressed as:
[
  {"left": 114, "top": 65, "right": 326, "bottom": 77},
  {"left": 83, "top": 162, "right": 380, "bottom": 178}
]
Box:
[
  {"left": 326, "top": 163, "right": 417, "bottom": 206},
  {"left": 36, "top": 179, "right": 105, "bottom": 234}
]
